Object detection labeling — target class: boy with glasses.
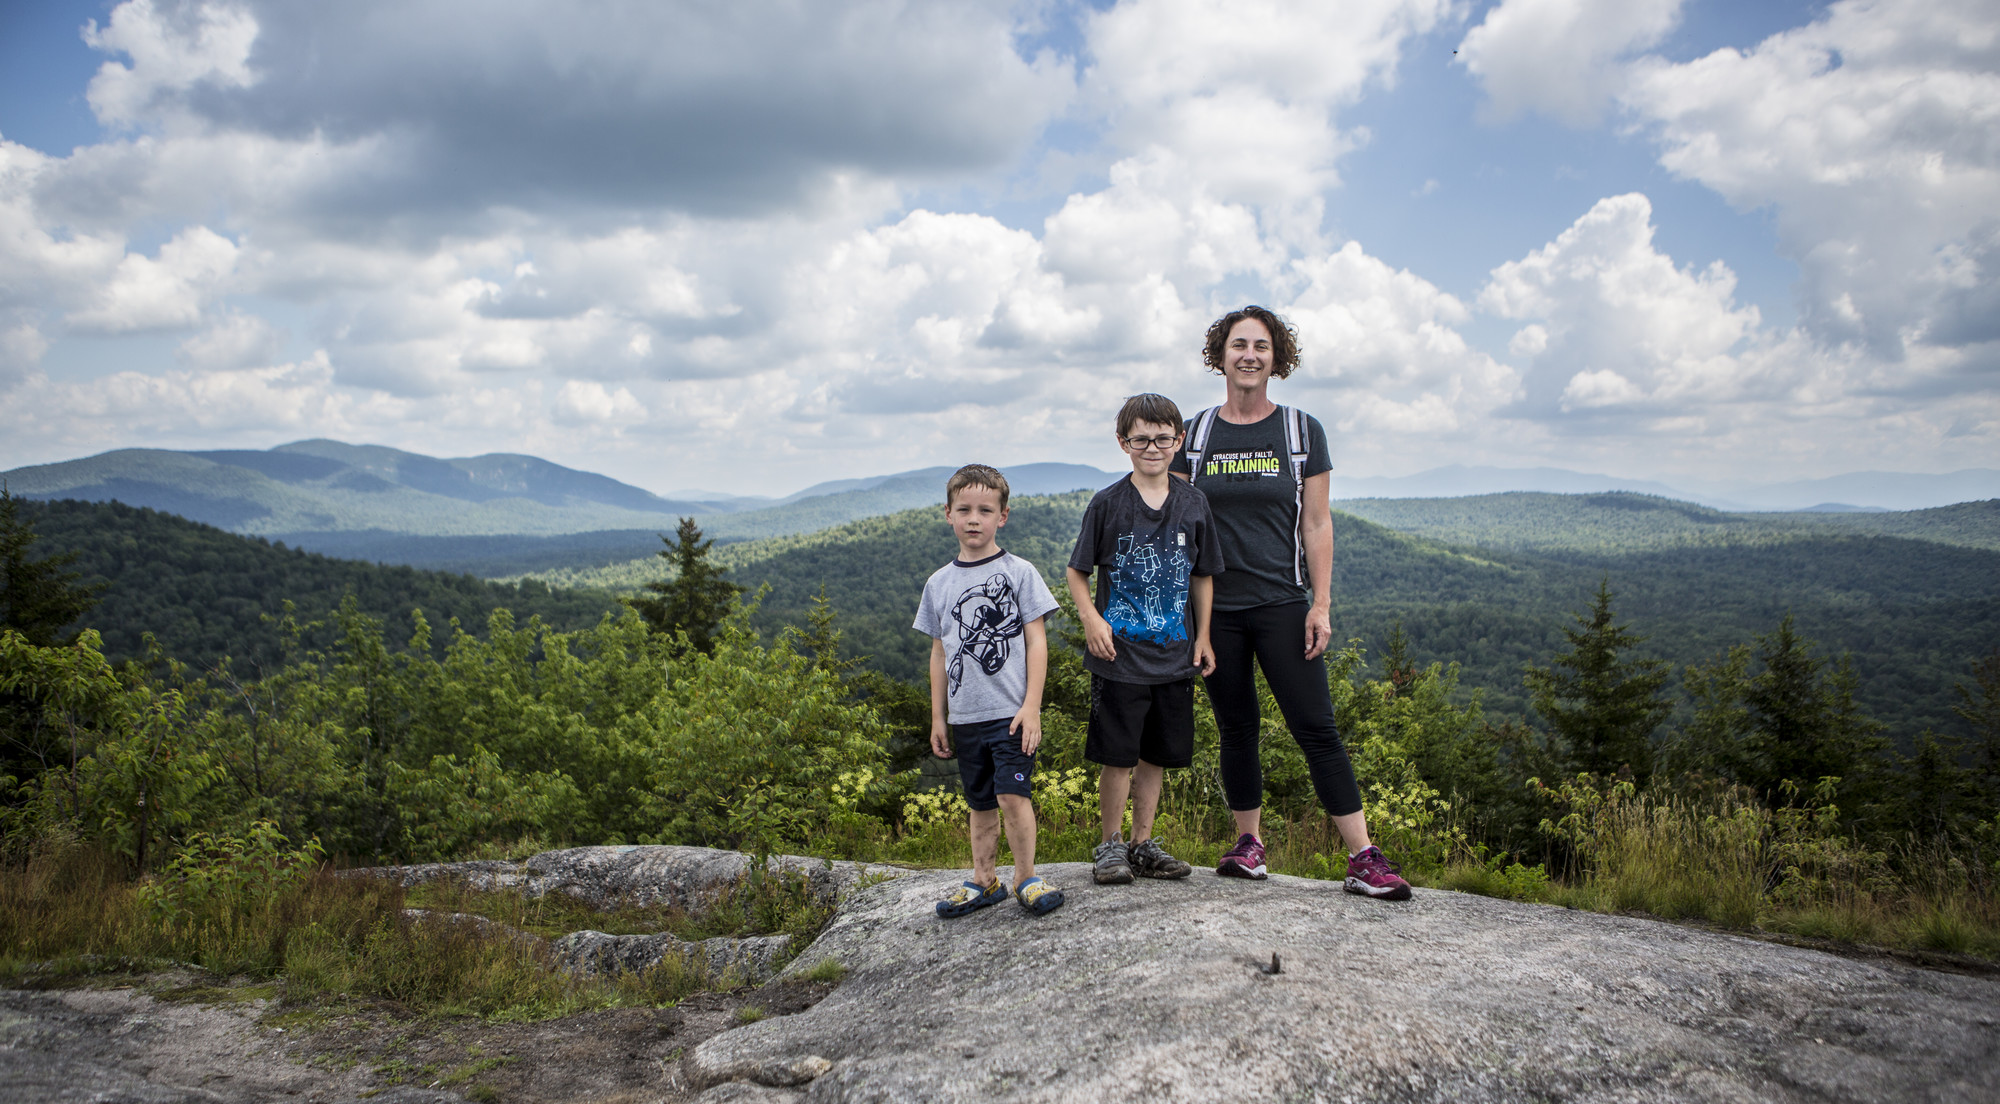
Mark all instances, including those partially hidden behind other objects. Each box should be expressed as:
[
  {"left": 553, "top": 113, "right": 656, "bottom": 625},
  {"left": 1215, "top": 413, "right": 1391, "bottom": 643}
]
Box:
[{"left": 1066, "top": 394, "right": 1224, "bottom": 885}]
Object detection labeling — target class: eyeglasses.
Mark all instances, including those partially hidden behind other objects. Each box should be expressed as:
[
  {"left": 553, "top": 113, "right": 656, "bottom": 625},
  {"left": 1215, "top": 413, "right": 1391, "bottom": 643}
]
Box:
[{"left": 1122, "top": 434, "right": 1181, "bottom": 452}]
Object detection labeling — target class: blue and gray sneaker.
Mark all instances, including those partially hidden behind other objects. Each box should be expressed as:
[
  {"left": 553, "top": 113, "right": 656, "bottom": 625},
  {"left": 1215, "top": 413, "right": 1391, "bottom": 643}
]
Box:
[{"left": 1093, "top": 839, "right": 1134, "bottom": 884}]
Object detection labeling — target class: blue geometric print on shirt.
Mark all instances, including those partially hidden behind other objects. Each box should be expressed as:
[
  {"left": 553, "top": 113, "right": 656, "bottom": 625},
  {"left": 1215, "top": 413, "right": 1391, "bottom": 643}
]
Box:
[{"left": 1104, "top": 531, "right": 1193, "bottom": 645}]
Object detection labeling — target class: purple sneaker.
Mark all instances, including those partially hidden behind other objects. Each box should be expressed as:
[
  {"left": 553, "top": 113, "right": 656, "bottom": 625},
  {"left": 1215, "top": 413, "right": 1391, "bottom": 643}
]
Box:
[
  {"left": 1216, "top": 833, "right": 1268, "bottom": 880},
  {"left": 1344, "top": 845, "right": 1412, "bottom": 901}
]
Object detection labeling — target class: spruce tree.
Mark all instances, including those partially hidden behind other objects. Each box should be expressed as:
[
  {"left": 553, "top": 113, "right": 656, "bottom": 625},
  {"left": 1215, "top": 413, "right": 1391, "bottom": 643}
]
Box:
[
  {"left": 1673, "top": 615, "right": 1889, "bottom": 807},
  {"left": 1951, "top": 649, "right": 2000, "bottom": 818},
  {"left": 626, "top": 517, "right": 742, "bottom": 654},
  {"left": 1524, "top": 578, "right": 1672, "bottom": 784},
  {"left": 0, "top": 487, "right": 103, "bottom": 646},
  {"left": 1743, "top": 615, "right": 1887, "bottom": 803},
  {"left": 801, "top": 582, "right": 861, "bottom": 677}
]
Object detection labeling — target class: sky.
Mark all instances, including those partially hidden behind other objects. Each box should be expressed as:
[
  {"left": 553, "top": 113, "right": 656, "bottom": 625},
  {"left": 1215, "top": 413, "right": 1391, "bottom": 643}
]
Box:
[{"left": 1, "top": 0, "right": 1995, "bottom": 497}]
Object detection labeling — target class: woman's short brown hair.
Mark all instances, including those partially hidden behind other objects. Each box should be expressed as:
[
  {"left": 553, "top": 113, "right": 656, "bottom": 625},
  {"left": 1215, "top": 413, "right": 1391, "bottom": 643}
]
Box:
[{"left": 1202, "top": 305, "right": 1300, "bottom": 380}]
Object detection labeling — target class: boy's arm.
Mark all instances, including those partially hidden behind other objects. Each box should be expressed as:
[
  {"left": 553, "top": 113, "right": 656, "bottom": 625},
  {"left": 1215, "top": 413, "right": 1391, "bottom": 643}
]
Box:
[
  {"left": 1012, "top": 616, "right": 1047, "bottom": 755},
  {"left": 1190, "top": 574, "right": 1215, "bottom": 677},
  {"left": 928, "top": 637, "right": 952, "bottom": 758},
  {"left": 1065, "top": 566, "right": 1117, "bottom": 662}
]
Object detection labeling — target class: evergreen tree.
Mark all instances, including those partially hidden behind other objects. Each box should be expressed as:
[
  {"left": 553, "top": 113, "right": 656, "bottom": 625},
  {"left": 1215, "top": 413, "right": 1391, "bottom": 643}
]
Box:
[
  {"left": 1896, "top": 729, "right": 1978, "bottom": 837},
  {"left": 800, "top": 582, "right": 862, "bottom": 676},
  {"left": 1382, "top": 623, "right": 1417, "bottom": 699},
  {"left": 1746, "top": 616, "right": 1886, "bottom": 802},
  {"left": 626, "top": 517, "right": 742, "bottom": 654},
  {"left": 1953, "top": 649, "right": 2000, "bottom": 818},
  {"left": 1671, "top": 615, "right": 1888, "bottom": 807},
  {"left": 0, "top": 488, "right": 103, "bottom": 645},
  {"left": 1523, "top": 578, "right": 1672, "bottom": 784}
]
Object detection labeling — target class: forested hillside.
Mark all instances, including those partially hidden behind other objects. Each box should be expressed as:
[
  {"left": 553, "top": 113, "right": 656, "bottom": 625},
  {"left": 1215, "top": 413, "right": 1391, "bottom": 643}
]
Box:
[
  {"left": 1336, "top": 492, "right": 2000, "bottom": 553},
  {"left": 21, "top": 499, "right": 620, "bottom": 672},
  {"left": 22, "top": 490, "right": 1999, "bottom": 747},
  {"left": 601, "top": 494, "right": 2000, "bottom": 745}
]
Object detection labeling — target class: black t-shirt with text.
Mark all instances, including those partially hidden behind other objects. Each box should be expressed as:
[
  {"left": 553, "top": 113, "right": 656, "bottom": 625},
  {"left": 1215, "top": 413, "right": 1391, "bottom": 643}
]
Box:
[{"left": 1170, "top": 407, "right": 1332, "bottom": 612}]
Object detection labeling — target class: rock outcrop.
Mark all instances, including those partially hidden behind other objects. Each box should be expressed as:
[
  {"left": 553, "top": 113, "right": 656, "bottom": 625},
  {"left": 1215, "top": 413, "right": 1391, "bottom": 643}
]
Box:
[
  {"left": 554, "top": 929, "right": 795, "bottom": 984},
  {"left": 364, "top": 844, "right": 902, "bottom": 911},
  {"left": 687, "top": 861, "right": 2000, "bottom": 1103}
]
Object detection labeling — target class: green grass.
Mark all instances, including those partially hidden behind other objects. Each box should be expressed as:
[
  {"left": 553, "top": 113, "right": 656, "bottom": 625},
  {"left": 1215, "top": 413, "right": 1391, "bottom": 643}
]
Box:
[{"left": 0, "top": 841, "right": 827, "bottom": 1020}]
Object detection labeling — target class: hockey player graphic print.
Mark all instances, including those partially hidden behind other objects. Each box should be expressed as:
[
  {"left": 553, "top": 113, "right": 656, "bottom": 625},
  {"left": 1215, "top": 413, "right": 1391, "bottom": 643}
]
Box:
[
  {"left": 949, "top": 573, "right": 1025, "bottom": 695},
  {"left": 914, "top": 550, "right": 1060, "bottom": 724}
]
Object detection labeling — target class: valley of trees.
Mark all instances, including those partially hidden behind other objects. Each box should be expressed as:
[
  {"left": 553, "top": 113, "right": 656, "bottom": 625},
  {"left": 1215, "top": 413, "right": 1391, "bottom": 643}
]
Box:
[
  {"left": 4, "top": 487, "right": 1997, "bottom": 961},
  {"left": 13, "top": 498, "right": 621, "bottom": 673}
]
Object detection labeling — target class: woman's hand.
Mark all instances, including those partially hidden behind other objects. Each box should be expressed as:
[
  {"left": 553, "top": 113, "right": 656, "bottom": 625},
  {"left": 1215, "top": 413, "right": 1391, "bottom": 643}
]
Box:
[{"left": 1303, "top": 603, "right": 1332, "bottom": 660}]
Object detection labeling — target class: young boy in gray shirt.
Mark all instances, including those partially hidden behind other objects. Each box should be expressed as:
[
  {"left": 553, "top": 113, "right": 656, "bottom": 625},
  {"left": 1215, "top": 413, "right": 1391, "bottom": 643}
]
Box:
[
  {"left": 1066, "top": 394, "right": 1223, "bottom": 885},
  {"left": 915, "top": 464, "right": 1065, "bottom": 917}
]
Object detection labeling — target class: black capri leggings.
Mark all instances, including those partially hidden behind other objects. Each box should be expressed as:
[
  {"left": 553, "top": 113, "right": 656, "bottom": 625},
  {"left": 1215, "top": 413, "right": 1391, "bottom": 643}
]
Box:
[{"left": 1203, "top": 602, "right": 1364, "bottom": 817}]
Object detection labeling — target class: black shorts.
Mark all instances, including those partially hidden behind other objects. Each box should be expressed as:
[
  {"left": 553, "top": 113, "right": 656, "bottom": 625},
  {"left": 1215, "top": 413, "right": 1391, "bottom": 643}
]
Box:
[
  {"left": 952, "top": 717, "right": 1035, "bottom": 811},
  {"left": 1086, "top": 675, "right": 1195, "bottom": 769}
]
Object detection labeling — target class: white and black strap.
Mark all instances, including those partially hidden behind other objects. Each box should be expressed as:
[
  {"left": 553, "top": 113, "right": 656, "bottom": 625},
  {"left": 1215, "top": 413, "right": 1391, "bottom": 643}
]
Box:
[{"left": 1186, "top": 404, "right": 1314, "bottom": 586}]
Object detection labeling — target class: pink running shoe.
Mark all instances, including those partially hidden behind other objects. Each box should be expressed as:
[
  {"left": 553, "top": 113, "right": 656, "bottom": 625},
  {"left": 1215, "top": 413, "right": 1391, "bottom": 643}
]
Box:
[
  {"left": 1216, "top": 833, "right": 1268, "bottom": 880},
  {"left": 1344, "top": 845, "right": 1412, "bottom": 901}
]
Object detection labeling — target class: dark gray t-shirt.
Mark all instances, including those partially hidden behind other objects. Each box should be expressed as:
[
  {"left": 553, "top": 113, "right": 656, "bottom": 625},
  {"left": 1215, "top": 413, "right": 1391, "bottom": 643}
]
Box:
[
  {"left": 1170, "top": 406, "right": 1332, "bottom": 612},
  {"left": 1067, "top": 476, "right": 1224, "bottom": 684},
  {"left": 913, "top": 550, "right": 1060, "bottom": 724}
]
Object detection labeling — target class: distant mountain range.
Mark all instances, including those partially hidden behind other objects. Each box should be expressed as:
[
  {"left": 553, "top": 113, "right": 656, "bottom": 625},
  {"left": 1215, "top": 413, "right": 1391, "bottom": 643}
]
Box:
[
  {"left": 1, "top": 442, "right": 1113, "bottom": 565},
  {"left": 8, "top": 441, "right": 1996, "bottom": 574},
  {"left": 1334, "top": 465, "right": 2000, "bottom": 512}
]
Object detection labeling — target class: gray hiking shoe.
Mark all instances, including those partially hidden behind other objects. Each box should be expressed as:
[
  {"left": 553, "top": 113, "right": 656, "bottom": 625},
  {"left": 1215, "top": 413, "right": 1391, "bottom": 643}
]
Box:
[
  {"left": 1129, "top": 837, "right": 1192, "bottom": 879},
  {"left": 1093, "top": 839, "right": 1134, "bottom": 884}
]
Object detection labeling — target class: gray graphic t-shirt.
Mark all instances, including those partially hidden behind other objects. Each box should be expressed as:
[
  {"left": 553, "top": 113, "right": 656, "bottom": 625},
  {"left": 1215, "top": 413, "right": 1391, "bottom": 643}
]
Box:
[
  {"left": 913, "top": 550, "right": 1060, "bottom": 724},
  {"left": 1171, "top": 407, "right": 1332, "bottom": 612},
  {"left": 1067, "top": 476, "right": 1224, "bottom": 684}
]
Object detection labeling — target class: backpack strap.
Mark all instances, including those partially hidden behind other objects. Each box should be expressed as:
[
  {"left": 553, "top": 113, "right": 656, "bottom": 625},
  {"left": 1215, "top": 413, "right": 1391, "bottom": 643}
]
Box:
[
  {"left": 1281, "top": 405, "right": 1310, "bottom": 586},
  {"left": 1183, "top": 406, "right": 1221, "bottom": 484}
]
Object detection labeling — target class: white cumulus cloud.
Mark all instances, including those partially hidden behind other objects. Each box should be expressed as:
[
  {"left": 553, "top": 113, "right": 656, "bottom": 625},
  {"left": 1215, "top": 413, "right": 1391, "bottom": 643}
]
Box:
[
  {"left": 66, "top": 225, "right": 238, "bottom": 333},
  {"left": 1620, "top": 0, "right": 2000, "bottom": 370},
  {"left": 1456, "top": 0, "right": 1686, "bottom": 125}
]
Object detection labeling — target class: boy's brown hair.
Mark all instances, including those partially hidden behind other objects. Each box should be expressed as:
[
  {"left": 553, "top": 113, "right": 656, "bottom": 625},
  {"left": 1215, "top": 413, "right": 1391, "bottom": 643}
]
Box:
[
  {"left": 945, "top": 464, "right": 1010, "bottom": 510},
  {"left": 1116, "top": 393, "right": 1184, "bottom": 438}
]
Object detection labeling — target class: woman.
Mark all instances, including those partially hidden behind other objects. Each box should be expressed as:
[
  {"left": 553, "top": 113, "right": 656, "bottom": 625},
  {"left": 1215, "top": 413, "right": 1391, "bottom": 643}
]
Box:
[{"left": 1171, "top": 305, "right": 1410, "bottom": 900}]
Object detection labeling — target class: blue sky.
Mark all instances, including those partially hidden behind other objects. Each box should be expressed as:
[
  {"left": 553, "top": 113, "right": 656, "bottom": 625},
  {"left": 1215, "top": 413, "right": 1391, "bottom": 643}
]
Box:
[{"left": 1, "top": 0, "right": 1993, "bottom": 496}]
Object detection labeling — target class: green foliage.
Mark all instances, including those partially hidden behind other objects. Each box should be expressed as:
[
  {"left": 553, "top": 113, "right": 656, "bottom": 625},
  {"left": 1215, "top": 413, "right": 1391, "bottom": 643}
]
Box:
[
  {"left": 1524, "top": 578, "right": 1672, "bottom": 784},
  {"left": 0, "top": 487, "right": 103, "bottom": 646},
  {"left": 0, "top": 629, "right": 225, "bottom": 869},
  {"left": 139, "top": 819, "right": 323, "bottom": 927},
  {"left": 626, "top": 518, "right": 743, "bottom": 654}
]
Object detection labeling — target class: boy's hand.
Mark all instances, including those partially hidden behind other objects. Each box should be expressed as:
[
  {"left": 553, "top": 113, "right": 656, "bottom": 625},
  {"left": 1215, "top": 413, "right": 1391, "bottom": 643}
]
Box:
[
  {"left": 1193, "top": 635, "right": 1216, "bottom": 677},
  {"left": 1010, "top": 707, "right": 1042, "bottom": 756},
  {"left": 1082, "top": 613, "right": 1118, "bottom": 662},
  {"left": 930, "top": 721, "right": 952, "bottom": 759}
]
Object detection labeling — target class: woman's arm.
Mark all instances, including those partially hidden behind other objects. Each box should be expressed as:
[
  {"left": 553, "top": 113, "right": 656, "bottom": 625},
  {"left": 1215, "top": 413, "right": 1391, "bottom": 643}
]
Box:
[{"left": 1301, "top": 470, "right": 1333, "bottom": 660}]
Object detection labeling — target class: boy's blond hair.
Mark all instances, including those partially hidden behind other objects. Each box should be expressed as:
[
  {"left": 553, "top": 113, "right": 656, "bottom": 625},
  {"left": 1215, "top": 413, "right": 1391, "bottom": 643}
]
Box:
[{"left": 945, "top": 464, "right": 1010, "bottom": 510}]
